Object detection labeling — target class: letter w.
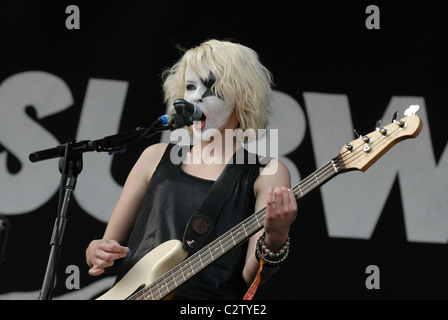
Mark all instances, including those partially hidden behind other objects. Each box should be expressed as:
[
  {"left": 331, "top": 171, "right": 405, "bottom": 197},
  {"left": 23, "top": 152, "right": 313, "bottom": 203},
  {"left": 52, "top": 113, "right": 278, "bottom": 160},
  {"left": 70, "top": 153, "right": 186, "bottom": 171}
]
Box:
[{"left": 304, "top": 93, "right": 448, "bottom": 243}]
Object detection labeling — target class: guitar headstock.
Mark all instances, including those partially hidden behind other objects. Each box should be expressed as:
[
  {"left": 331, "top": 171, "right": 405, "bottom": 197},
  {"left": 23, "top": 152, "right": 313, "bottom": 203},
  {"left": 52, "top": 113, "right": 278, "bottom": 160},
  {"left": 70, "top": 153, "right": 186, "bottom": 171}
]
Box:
[{"left": 337, "top": 112, "right": 423, "bottom": 172}]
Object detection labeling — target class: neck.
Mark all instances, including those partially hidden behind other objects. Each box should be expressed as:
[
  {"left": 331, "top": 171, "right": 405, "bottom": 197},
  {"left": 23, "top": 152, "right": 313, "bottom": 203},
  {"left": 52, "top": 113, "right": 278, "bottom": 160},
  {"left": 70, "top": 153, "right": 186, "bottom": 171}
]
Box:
[{"left": 191, "top": 130, "right": 243, "bottom": 166}]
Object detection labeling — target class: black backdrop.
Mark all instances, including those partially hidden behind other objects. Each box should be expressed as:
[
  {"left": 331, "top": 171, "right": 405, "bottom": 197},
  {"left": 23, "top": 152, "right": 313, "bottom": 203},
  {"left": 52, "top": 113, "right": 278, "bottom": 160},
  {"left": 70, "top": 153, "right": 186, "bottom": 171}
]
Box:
[{"left": 0, "top": 1, "right": 447, "bottom": 301}]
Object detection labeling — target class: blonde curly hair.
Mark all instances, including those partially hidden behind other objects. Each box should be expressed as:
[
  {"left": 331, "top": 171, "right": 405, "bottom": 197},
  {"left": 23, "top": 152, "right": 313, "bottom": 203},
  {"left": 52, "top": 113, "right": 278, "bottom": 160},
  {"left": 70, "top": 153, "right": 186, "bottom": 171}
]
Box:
[{"left": 162, "top": 39, "right": 273, "bottom": 141}]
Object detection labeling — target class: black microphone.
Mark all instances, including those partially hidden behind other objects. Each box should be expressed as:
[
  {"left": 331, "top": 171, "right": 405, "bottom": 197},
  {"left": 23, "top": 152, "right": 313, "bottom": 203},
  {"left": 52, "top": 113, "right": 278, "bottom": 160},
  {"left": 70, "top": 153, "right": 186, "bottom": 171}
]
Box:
[
  {"left": 158, "top": 99, "right": 205, "bottom": 126},
  {"left": 173, "top": 98, "right": 206, "bottom": 125}
]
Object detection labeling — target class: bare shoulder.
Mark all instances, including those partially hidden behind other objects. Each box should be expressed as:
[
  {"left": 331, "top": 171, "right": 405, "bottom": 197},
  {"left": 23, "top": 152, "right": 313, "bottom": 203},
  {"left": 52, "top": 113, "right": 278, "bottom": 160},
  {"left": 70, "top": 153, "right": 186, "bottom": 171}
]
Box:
[
  {"left": 139, "top": 142, "right": 170, "bottom": 163},
  {"left": 254, "top": 159, "right": 292, "bottom": 195},
  {"left": 133, "top": 142, "right": 170, "bottom": 184}
]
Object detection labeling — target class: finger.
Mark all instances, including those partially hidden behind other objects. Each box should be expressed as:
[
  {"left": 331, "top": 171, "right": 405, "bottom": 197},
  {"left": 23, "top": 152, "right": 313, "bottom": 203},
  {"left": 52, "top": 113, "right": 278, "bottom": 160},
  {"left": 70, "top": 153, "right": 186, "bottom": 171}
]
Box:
[
  {"left": 91, "top": 255, "right": 116, "bottom": 269},
  {"left": 281, "top": 187, "right": 291, "bottom": 211},
  {"left": 282, "top": 187, "right": 296, "bottom": 212},
  {"left": 288, "top": 189, "right": 298, "bottom": 211},
  {"left": 102, "top": 240, "right": 130, "bottom": 255},
  {"left": 274, "top": 187, "right": 283, "bottom": 209},
  {"left": 266, "top": 186, "right": 274, "bottom": 212},
  {"left": 96, "top": 250, "right": 127, "bottom": 263},
  {"left": 88, "top": 266, "right": 105, "bottom": 277}
]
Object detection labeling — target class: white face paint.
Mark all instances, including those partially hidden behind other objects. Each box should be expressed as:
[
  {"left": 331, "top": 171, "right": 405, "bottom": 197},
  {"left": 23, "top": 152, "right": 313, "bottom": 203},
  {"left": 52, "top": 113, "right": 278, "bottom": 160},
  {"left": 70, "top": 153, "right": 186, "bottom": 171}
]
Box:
[{"left": 184, "top": 66, "right": 234, "bottom": 141}]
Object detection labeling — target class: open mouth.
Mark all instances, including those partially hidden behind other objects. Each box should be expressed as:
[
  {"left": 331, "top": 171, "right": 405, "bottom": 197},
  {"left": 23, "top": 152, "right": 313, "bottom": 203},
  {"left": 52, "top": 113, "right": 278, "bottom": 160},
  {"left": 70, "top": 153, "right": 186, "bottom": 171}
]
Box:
[
  {"left": 193, "top": 119, "right": 206, "bottom": 130},
  {"left": 193, "top": 113, "right": 206, "bottom": 130}
]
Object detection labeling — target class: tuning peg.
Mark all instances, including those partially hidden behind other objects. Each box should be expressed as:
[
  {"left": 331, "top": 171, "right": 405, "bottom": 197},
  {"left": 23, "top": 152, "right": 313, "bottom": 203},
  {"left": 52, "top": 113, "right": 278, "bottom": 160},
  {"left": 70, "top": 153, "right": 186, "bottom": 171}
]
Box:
[
  {"left": 375, "top": 119, "right": 382, "bottom": 130},
  {"left": 375, "top": 119, "right": 388, "bottom": 135},
  {"left": 391, "top": 111, "right": 398, "bottom": 123}
]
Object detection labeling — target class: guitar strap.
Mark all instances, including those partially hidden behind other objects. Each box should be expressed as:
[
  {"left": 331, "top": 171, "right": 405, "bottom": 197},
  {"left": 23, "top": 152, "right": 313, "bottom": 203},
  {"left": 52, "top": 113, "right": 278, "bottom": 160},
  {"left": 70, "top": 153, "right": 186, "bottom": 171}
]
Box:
[{"left": 182, "top": 147, "right": 250, "bottom": 254}]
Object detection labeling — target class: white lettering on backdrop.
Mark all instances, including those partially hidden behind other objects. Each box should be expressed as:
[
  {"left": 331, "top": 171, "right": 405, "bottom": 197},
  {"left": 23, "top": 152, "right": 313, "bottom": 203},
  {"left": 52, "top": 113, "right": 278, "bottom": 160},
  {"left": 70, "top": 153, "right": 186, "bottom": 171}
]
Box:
[{"left": 0, "top": 72, "right": 446, "bottom": 243}]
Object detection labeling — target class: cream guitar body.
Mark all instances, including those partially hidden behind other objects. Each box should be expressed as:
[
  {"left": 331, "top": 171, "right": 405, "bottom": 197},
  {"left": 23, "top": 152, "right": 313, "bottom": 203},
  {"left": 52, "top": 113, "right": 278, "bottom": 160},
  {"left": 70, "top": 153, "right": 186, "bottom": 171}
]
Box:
[{"left": 97, "top": 240, "right": 188, "bottom": 300}]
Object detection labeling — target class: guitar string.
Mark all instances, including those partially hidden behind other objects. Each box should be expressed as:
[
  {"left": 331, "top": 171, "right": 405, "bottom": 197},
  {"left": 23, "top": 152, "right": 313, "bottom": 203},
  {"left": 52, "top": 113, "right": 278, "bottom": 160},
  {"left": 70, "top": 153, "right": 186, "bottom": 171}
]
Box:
[
  {"left": 291, "top": 123, "right": 406, "bottom": 200},
  {"left": 339, "top": 124, "right": 404, "bottom": 173},
  {"left": 297, "top": 122, "right": 400, "bottom": 194},
  {"left": 132, "top": 123, "right": 405, "bottom": 300},
  {"left": 294, "top": 123, "right": 402, "bottom": 191},
  {"left": 329, "top": 124, "right": 403, "bottom": 171},
  {"left": 286, "top": 125, "right": 404, "bottom": 197}
]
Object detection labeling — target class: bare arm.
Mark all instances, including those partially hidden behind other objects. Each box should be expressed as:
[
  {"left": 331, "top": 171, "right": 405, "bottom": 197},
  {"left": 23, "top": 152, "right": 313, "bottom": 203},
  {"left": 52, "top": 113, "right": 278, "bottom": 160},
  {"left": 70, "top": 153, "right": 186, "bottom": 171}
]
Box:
[
  {"left": 86, "top": 143, "right": 169, "bottom": 276},
  {"left": 242, "top": 159, "right": 297, "bottom": 286}
]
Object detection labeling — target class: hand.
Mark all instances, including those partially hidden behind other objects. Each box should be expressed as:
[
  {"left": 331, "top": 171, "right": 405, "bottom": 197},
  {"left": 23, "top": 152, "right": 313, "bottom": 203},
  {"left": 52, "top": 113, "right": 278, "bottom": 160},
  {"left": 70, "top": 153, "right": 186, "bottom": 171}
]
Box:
[
  {"left": 86, "top": 239, "right": 130, "bottom": 276},
  {"left": 264, "top": 186, "right": 297, "bottom": 251}
]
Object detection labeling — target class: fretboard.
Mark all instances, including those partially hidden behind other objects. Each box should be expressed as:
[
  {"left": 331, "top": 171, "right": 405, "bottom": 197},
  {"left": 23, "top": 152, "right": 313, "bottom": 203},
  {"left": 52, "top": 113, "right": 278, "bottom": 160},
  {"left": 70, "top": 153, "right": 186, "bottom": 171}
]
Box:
[{"left": 131, "top": 155, "right": 344, "bottom": 300}]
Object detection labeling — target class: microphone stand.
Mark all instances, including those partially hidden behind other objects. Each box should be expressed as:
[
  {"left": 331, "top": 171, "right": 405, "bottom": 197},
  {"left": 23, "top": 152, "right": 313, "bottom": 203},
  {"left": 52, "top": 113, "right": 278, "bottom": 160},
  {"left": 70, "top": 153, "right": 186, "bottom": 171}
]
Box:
[
  {"left": 38, "top": 141, "right": 81, "bottom": 300},
  {"left": 0, "top": 215, "right": 9, "bottom": 265},
  {"left": 34, "top": 116, "right": 185, "bottom": 300}
]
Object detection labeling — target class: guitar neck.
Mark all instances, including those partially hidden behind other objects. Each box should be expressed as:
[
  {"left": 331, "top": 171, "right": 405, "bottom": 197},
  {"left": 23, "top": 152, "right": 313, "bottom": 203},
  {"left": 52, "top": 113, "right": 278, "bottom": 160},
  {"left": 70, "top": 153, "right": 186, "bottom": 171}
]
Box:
[{"left": 131, "top": 155, "right": 344, "bottom": 300}]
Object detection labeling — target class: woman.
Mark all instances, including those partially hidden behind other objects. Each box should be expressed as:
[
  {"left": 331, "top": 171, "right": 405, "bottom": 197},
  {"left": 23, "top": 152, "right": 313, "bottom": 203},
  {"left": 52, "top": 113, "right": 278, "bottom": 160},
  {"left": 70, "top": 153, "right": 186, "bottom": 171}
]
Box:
[{"left": 86, "top": 39, "right": 297, "bottom": 299}]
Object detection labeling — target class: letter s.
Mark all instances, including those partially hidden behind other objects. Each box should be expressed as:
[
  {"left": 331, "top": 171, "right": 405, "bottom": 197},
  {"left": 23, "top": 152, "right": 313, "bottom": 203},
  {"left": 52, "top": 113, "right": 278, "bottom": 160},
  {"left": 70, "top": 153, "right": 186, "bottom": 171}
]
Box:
[{"left": 0, "top": 71, "right": 73, "bottom": 214}]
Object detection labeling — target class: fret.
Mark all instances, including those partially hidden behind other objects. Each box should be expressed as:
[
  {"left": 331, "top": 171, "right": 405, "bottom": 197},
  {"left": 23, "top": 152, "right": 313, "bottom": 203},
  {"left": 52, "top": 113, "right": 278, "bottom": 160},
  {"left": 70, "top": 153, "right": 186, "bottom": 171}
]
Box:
[
  {"left": 298, "top": 184, "right": 304, "bottom": 197},
  {"left": 190, "top": 258, "right": 199, "bottom": 275},
  {"left": 242, "top": 222, "right": 248, "bottom": 237},
  {"left": 208, "top": 246, "right": 215, "bottom": 261},
  {"left": 296, "top": 161, "right": 337, "bottom": 198},
  {"left": 198, "top": 253, "right": 205, "bottom": 268},
  {"left": 189, "top": 260, "right": 195, "bottom": 275},
  {"left": 331, "top": 159, "right": 339, "bottom": 172},
  {"left": 259, "top": 212, "right": 265, "bottom": 226},
  {"left": 256, "top": 214, "right": 262, "bottom": 228},
  {"left": 221, "top": 235, "right": 231, "bottom": 252},
  {"left": 172, "top": 269, "right": 178, "bottom": 288},
  {"left": 246, "top": 217, "right": 259, "bottom": 235},
  {"left": 156, "top": 281, "right": 163, "bottom": 300},
  {"left": 180, "top": 265, "right": 187, "bottom": 281},
  {"left": 163, "top": 276, "right": 170, "bottom": 296},
  {"left": 218, "top": 238, "right": 225, "bottom": 253},
  {"left": 230, "top": 232, "right": 236, "bottom": 245},
  {"left": 314, "top": 173, "right": 320, "bottom": 184},
  {"left": 144, "top": 285, "right": 154, "bottom": 300}
]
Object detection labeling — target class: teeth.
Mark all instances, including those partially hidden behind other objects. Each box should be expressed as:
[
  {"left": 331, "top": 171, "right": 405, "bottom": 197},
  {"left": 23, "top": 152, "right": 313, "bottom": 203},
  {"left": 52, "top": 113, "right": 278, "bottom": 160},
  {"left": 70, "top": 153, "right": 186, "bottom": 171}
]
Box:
[{"left": 194, "top": 120, "right": 206, "bottom": 130}]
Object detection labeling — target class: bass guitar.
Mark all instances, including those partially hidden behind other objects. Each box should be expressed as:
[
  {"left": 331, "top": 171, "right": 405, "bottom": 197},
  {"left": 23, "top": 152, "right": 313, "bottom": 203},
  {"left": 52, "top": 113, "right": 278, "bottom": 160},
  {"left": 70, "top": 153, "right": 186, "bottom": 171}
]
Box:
[{"left": 97, "top": 109, "right": 423, "bottom": 300}]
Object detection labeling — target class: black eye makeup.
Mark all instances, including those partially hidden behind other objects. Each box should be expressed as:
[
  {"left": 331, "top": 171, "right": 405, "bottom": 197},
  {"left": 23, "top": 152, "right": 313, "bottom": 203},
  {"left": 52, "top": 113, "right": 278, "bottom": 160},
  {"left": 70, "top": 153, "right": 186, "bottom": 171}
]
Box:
[{"left": 200, "top": 72, "right": 219, "bottom": 99}]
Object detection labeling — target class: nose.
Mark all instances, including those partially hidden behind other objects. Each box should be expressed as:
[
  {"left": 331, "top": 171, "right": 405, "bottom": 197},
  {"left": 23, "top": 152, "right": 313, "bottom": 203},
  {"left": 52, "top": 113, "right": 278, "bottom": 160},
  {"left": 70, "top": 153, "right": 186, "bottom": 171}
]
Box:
[{"left": 191, "top": 90, "right": 203, "bottom": 104}]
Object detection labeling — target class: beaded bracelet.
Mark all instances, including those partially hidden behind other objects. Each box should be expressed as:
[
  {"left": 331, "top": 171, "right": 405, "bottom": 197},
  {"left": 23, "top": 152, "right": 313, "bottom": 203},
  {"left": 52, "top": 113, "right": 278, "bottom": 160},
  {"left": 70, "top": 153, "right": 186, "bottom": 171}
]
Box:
[{"left": 255, "top": 232, "right": 290, "bottom": 268}]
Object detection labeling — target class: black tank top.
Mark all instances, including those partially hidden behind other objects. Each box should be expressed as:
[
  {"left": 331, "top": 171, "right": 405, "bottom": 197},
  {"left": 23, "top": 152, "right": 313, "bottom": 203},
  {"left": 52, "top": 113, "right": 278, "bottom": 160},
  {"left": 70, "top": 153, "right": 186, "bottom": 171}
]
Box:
[{"left": 115, "top": 143, "right": 267, "bottom": 299}]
